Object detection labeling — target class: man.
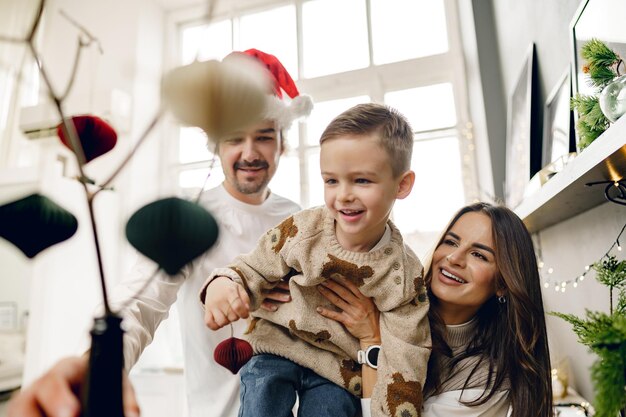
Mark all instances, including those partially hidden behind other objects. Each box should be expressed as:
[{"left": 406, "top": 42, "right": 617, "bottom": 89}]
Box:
[{"left": 8, "top": 49, "right": 312, "bottom": 417}]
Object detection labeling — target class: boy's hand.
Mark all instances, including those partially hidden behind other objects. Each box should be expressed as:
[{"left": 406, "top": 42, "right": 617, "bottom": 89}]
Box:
[{"left": 204, "top": 276, "right": 251, "bottom": 330}]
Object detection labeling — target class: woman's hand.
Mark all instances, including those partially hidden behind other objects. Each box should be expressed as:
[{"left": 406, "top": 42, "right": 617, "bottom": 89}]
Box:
[
  {"left": 260, "top": 280, "right": 291, "bottom": 312},
  {"left": 7, "top": 356, "right": 140, "bottom": 417},
  {"left": 316, "top": 278, "right": 381, "bottom": 345}
]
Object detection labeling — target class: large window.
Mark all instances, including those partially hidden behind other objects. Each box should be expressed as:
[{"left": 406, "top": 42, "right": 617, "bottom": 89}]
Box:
[{"left": 168, "top": 0, "right": 478, "bottom": 258}]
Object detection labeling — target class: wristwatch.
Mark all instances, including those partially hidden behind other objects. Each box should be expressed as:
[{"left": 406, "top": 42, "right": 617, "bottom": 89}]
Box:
[{"left": 357, "top": 345, "right": 381, "bottom": 369}]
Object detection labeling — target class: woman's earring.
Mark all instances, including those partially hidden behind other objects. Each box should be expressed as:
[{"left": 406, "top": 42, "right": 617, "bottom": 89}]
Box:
[{"left": 497, "top": 295, "right": 506, "bottom": 304}]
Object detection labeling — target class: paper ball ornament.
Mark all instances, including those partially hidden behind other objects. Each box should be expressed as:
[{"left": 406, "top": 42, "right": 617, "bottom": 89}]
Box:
[
  {"left": 57, "top": 115, "right": 118, "bottom": 163},
  {"left": 214, "top": 337, "right": 253, "bottom": 374},
  {"left": 125, "top": 197, "right": 219, "bottom": 275},
  {"left": 0, "top": 193, "right": 78, "bottom": 258},
  {"left": 161, "top": 56, "right": 270, "bottom": 142}
]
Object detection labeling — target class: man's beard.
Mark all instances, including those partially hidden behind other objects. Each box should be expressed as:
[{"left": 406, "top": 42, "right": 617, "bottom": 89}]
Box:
[{"left": 232, "top": 160, "right": 270, "bottom": 195}]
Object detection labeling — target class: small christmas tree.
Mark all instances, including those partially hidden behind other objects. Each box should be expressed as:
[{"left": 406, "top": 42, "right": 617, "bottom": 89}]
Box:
[
  {"left": 552, "top": 255, "right": 626, "bottom": 417},
  {"left": 571, "top": 39, "right": 622, "bottom": 150}
]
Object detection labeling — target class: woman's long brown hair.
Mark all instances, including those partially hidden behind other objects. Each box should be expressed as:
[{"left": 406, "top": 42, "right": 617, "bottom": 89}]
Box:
[{"left": 424, "top": 202, "right": 553, "bottom": 417}]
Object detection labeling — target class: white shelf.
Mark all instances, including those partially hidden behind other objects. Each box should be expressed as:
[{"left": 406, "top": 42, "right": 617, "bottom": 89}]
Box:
[{"left": 515, "top": 115, "right": 626, "bottom": 232}]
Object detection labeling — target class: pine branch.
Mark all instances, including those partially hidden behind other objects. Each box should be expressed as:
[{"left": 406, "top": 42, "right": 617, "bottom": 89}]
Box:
[
  {"left": 580, "top": 39, "right": 621, "bottom": 90},
  {"left": 575, "top": 118, "right": 604, "bottom": 150},
  {"left": 586, "top": 64, "right": 618, "bottom": 89},
  {"left": 617, "top": 287, "right": 626, "bottom": 315},
  {"left": 593, "top": 256, "right": 626, "bottom": 289},
  {"left": 551, "top": 311, "right": 615, "bottom": 349},
  {"left": 591, "top": 345, "right": 626, "bottom": 417},
  {"left": 571, "top": 93, "right": 598, "bottom": 115},
  {"left": 581, "top": 39, "right": 620, "bottom": 65},
  {"left": 581, "top": 100, "right": 610, "bottom": 131}
]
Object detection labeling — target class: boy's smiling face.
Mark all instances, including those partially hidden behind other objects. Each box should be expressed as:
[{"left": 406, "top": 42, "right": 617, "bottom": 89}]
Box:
[{"left": 320, "top": 134, "right": 414, "bottom": 252}]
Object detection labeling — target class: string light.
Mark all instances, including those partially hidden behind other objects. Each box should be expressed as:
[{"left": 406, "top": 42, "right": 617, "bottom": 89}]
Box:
[{"left": 535, "top": 220, "right": 626, "bottom": 293}]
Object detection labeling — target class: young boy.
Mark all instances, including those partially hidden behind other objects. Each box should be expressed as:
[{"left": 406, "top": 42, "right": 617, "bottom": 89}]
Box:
[{"left": 200, "top": 103, "right": 430, "bottom": 417}]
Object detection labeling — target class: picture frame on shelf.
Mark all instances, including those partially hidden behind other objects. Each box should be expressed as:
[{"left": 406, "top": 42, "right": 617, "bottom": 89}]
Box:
[
  {"left": 541, "top": 70, "right": 576, "bottom": 169},
  {"left": 505, "top": 43, "right": 541, "bottom": 209}
]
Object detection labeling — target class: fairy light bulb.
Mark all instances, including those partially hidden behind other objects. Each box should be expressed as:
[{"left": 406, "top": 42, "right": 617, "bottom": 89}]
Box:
[
  {"left": 538, "top": 261, "right": 545, "bottom": 269},
  {"left": 573, "top": 282, "right": 578, "bottom": 288},
  {"left": 580, "top": 275, "right": 585, "bottom": 281},
  {"left": 544, "top": 282, "right": 550, "bottom": 288},
  {"left": 585, "top": 265, "right": 590, "bottom": 271},
  {"left": 548, "top": 267, "right": 554, "bottom": 274}
]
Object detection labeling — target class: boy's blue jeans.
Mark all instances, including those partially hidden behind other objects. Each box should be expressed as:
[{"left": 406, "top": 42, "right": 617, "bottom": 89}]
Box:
[{"left": 238, "top": 354, "right": 360, "bottom": 417}]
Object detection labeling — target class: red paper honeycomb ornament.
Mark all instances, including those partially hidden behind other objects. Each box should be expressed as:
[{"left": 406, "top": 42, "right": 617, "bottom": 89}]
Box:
[
  {"left": 56, "top": 115, "right": 117, "bottom": 163},
  {"left": 214, "top": 337, "right": 253, "bottom": 374}
]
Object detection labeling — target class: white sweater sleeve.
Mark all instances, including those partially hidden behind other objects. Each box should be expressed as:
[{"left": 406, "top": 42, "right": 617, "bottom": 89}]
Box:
[
  {"left": 109, "top": 257, "right": 188, "bottom": 370},
  {"left": 361, "top": 390, "right": 510, "bottom": 417},
  {"left": 422, "top": 390, "right": 511, "bottom": 417}
]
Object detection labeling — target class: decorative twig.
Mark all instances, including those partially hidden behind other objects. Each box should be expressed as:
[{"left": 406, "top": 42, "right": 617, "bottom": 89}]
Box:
[
  {"left": 17, "top": 0, "right": 114, "bottom": 313},
  {"left": 0, "top": 36, "right": 25, "bottom": 43},
  {"left": 59, "top": 9, "right": 104, "bottom": 54},
  {"left": 96, "top": 106, "right": 166, "bottom": 194},
  {"left": 195, "top": 142, "right": 219, "bottom": 204},
  {"left": 59, "top": 37, "right": 90, "bottom": 101},
  {"left": 27, "top": 0, "right": 45, "bottom": 42}
]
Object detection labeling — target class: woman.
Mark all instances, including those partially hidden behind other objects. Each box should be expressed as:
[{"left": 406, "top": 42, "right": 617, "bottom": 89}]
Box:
[{"left": 317, "top": 202, "right": 553, "bottom": 417}]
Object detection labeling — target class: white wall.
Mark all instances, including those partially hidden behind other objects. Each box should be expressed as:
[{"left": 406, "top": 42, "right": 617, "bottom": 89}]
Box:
[{"left": 539, "top": 201, "right": 624, "bottom": 400}]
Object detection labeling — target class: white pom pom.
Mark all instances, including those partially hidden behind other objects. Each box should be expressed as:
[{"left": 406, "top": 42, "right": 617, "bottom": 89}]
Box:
[{"left": 289, "top": 95, "right": 314, "bottom": 119}]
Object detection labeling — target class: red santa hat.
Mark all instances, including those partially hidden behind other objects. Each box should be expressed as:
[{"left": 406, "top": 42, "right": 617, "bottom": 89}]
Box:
[{"left": 227, "top": 48, "right": 313, "bottom": 130}]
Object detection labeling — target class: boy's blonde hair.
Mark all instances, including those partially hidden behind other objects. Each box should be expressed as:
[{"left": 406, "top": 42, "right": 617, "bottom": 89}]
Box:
[{"left": 319, "top": 103, "right": 413, "bottom": 177}]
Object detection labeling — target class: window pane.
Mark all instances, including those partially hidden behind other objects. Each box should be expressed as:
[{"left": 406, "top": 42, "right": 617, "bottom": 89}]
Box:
[
  {"left": 385, "top": 84, "right": 456, "bottom": 132},
  {"left": 306, "top": 150, "right": 323, "bottom": 208},
  {"left": 302, "top": 0, "right": 369, "bottom": 78},
  {"left": 305, "top": 96, "right": 370, "bottom": 146},
  {"left": 393, "top": 136, "right": 465, "bottom": 245},
  {"left": 371, "top": 0, "right": 448, "bottom": 65},
  {"left": 181, "top": 20, "right": 232, "bottom": 65},
  {"left": 269, "top": 154, "right": 301, "bottom": 206},
  {"left": 239, "top": 5, "right": 298, "bottom": 79},
  {"left": 179, "top": 127, "right": 211, "bottom": 164},
  {"left": 178, "top": 166, "right": 225, "bottom": 197},
  {"left": 284, "top": 122, "right": 300, "bottom": 152}
]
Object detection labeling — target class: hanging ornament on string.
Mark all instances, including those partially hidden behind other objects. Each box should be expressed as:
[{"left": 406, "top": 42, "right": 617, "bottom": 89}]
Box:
[
  {"left": 57, "top": 115, "right": 118, "bottom": 163},
  {"left": 214, "top": 323, "right": 253, "bottom": 374}
]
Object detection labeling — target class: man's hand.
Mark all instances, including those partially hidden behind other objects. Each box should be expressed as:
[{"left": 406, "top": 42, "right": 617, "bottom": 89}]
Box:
[
  {"left": 204, "top": 276, "right": 251, "bottom": 330},
  {"left": 260, "top": 280, "right": 291, "bottom": 312},
  {"left": 7, "top": 356, "right": 140, "bottom": 417}
]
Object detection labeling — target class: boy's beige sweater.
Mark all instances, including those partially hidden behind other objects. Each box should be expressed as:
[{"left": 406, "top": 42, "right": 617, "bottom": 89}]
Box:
[{"left": 201, "top": 206, "right": 431, "bottom": 417}]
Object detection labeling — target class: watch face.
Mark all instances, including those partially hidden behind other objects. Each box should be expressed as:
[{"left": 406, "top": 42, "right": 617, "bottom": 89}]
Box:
[{"left": 367, "top": 346, "right": 380, "bottom": 367}]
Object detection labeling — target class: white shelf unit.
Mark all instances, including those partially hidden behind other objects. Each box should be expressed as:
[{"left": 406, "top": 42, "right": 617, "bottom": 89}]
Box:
[{"left": 515, "top": 115, "right": 626, "bottom": 233}]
